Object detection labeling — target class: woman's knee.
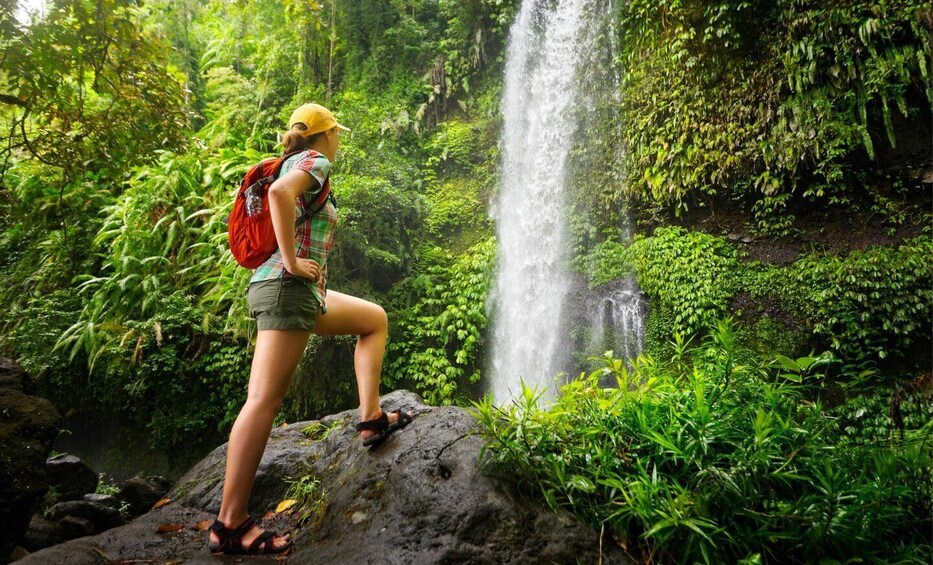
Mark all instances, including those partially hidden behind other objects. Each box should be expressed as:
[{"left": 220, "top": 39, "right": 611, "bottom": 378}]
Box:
[
  {"left": 358, "top": 302, "right": 388, "bottom": 337},
  {"left": 243, "top": 394, "right": 283, "bottom": 418},
  {"left": 374, "top": 304, "right": 388, "bottom": 334},
  {"left": 360, "top": 302, "right": 387, "bottom": 337}
]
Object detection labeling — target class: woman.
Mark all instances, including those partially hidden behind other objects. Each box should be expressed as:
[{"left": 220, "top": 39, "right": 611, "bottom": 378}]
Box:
[{"left": 207, "top": 103, "right": 414, "bottom": 555}]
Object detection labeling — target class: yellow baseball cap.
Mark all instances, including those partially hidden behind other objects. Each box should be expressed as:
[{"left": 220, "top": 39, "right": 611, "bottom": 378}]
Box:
[{"left": 287, "top": 103, "right": 351, "bottom": 136}]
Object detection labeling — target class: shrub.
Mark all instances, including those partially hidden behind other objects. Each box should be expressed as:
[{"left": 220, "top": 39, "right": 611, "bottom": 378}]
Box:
[
  {"left": 326, "top": 173, "right": 423, "bottom": 292},
  {"left": 787, "top": 236, "right": 932, "bottom": 360},
  {"left": 423, "top": 120, "right": 478, "bottom": 180},
  {"left": 26, "top": 288, "right": 252, "bottom": 457},
  {"left": 386, "top": 237, "right": 495, "bottom": 405},
  {"left": 747, "top": 236, "right": 933, "bottom": 361},
  {"left": 94, "top": 290, "right": 250, "bottom": 455}
]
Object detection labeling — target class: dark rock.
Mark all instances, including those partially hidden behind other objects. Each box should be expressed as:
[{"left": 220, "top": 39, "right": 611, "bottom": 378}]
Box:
[
  {"left": 6, "top": 546, "right": 28, "bottom": 562},
  {"left": 82, "top": 493, "right": 121, "bottom": 510},
  {"left": 16, "top": 390, "right": 631, "bottom": 564},
  {"left": 47, "top": 500, "right": 123, "bottom": 532},
  {"left": 118, "top": 476, "right": 168, "bottom": 518},
  {"left": 146, "top": 475, "right": 173, "bottom": 494},
  {"left": 0, "top": 357, "right": 62, "bottom": 562},
  {"left": 0, "top": 374, "right": 20, "bottom": 391},
  {"left": 46, "top": 454, "right": 98, "bottom": 502},
  {"left": 0, "top": 357, "right": 37, "bottom": 395},
  {"left": 21, "top": 515, "right": 60, "bottom": 552},
  {"left": 57, "top": 516, "right": 96, "bottom": 541}
]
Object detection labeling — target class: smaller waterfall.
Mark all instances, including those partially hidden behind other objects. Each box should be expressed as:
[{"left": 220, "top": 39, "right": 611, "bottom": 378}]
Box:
[{"left": 586, "top": 278, "right": 646, "bottom": 381}]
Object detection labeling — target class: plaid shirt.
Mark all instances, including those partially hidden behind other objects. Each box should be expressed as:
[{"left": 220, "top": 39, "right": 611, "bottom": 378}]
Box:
[{"left": 249, "top": 150, "right": 338, "bottom": 313}]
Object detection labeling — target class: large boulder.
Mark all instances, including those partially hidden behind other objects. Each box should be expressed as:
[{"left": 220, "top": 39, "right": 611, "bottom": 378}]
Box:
[
  {"left": 0, "top": 358, "right": 62, "bottom": 563},
  {"left": 14, "top": 390, "right": 630, "bottom": 564},
  {"left": 45, "top": 454, "right": 98, "bottom": 502}
]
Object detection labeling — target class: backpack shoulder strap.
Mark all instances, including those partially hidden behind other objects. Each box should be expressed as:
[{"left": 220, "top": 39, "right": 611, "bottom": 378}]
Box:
[{"left": 294, "top": 173, "right": 331, "bottom": 228}]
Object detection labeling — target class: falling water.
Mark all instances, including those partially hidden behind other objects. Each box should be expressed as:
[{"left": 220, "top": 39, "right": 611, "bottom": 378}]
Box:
[
  {"left": 587, "top": 279, "right": 647, "bottom": 384},
  {"left": 488, "top": 0, "right": 619, "bottom": 405}
]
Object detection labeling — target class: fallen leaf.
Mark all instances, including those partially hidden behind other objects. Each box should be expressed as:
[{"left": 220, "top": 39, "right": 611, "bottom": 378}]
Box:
[
  {"left": 275, "top": 499, "right": 298, "bottom": 513},
  {"left": 156, "top": 523, "right": 183, "bottom": 533},
  {"left": 194, "top": 519, "right": 212, "bottom": 531},
  {"left": 281, "top": 422, "right": 288, "bottom": 427},
  {"left": 152, "top": 498, "right": 173, "bottom": 509},
  {"left": 263, "top": 510, "right": 276, "bottom": 520}
]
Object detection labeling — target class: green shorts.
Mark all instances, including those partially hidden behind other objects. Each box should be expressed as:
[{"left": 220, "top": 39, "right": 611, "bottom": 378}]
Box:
[{"left": 247, "top": 277, "right": 321, "bottom": 332}]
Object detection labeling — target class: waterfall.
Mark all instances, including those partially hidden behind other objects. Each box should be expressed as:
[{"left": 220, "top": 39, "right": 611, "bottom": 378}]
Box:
[
  {"left": 586, "top": 279, "right": 647, "bottom": 384},
  {"left": 488, "top": 0, "right": 643, "bottom": 405}
]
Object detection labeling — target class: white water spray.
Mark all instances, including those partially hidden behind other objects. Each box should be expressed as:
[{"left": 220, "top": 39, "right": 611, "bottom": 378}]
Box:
[{"left": 588, "top": 279, "right": 646, "bottom": 374}]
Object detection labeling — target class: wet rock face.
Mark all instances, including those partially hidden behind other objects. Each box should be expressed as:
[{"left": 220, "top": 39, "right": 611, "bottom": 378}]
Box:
[
  {"left": 15, "top": 390, "right": 631, "bottom": 564},
  {"left": 0, "top": 358, "right": 62, "bottom": 562}
]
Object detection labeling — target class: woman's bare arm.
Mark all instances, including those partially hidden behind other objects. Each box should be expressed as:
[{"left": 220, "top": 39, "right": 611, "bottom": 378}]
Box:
[{"left": 268, "top": 169, "right": 321, "bottom": 280}]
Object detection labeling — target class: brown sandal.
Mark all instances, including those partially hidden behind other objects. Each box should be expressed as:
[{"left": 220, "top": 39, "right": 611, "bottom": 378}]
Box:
[
  {"left": 355, "top": 408, "right": 414, "bottom": 447},
  {"left": 207, "top": 515, "right": 293, "bottom": 555}
]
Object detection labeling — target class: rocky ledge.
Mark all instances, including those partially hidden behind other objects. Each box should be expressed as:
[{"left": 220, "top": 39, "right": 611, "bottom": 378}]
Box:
[
  {"left": 15, "top": 390, "right": 629, "bottom": 564},
  {"left": 0, "top": 357, "right": 62, "bottom": 562}
]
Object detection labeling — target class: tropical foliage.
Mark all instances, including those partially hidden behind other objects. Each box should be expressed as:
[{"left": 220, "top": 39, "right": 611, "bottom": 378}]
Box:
[
  {"left": 473, "top": 320, "right": 932, "bottom": 563},
  {"left": 386, "top": 237, "right": 495, "bottom": 405},
  {"left": 0, "top": 0, "right": 514, "bottom": 462},
  {"left": 614, "top": 0, "right": 932, "bottom": 226}
]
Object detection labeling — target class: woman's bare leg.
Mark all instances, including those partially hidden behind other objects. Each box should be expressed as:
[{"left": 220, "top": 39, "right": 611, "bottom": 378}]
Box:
[
  {"left": 314, "top": 290, "right": 406, "bottom": 439},
  {"left": 211, "top": 328, "right": 310, "bottom": 550}
]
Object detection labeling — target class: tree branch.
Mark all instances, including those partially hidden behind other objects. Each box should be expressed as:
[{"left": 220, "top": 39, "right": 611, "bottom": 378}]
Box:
[
  {"left": 0, "top": 94, "right": 27, "bottom": 107},
  {"left": 18, "top": 111, "right": 58, "bottom": 168}
]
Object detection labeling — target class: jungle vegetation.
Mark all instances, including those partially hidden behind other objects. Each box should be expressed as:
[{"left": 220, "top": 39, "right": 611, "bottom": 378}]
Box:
[{"left": 1, "top": 1, "right": 929, "bottom": 562}]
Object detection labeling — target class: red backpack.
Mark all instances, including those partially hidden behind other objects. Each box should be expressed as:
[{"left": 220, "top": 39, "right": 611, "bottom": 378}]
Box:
[{"left": 227, "top": 150, "right": 331, "bottom": 269}]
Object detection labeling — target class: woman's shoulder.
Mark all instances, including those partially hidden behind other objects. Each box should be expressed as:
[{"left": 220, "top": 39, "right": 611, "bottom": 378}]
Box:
[
  {"left": 286, "top": 149, "right": 330, "bottom": 167},
  {"left": 287, "top": 150, "right": 331, "bottom": 192}
]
